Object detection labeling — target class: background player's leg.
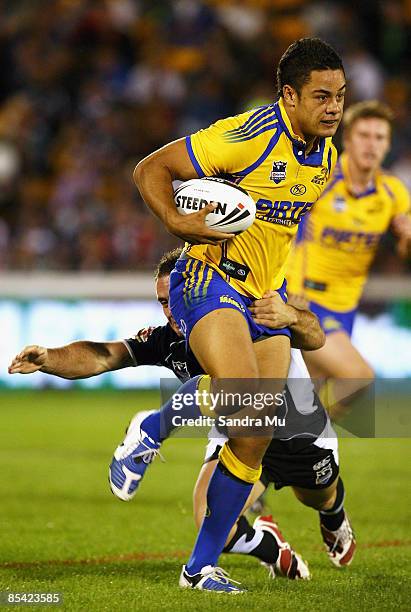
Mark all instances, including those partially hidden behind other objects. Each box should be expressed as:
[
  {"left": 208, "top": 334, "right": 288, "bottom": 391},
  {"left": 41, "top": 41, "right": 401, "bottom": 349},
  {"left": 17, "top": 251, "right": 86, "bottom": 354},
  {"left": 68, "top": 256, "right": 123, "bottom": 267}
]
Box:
[
  {"left": 303, "top": 331, "right": 374, "bottom": 379},
  {"left": 303, "top": 331, "right": 374, "bottom": 421}
]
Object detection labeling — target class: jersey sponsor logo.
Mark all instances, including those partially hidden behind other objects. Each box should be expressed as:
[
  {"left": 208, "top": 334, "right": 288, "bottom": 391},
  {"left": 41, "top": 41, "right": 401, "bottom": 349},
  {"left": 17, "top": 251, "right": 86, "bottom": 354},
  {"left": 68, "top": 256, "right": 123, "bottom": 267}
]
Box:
[
  {"left": 311, "top": 166, "right": 329, "bottom": 185},
  {"left": 320, "top": 226, "right": 381, "bottom": 251},
  {"left": 175, "top": 194, "right": 228, "bottom": 215},
  {"left": 255, "top": 198, "right": 314, "bottom": 226},
  {"left": 290, "top": 184, "right": 307, "bottom": 196},
  {"left": 269, "top": 160, "right": 287, "bottom": 184}
]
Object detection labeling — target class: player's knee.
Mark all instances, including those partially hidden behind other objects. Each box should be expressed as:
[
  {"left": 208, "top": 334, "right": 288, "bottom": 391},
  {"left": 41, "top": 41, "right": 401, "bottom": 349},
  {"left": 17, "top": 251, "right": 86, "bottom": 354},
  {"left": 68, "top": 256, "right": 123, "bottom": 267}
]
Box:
[{"left": 229, "top": 436, "right": 271, "bottom": 466}]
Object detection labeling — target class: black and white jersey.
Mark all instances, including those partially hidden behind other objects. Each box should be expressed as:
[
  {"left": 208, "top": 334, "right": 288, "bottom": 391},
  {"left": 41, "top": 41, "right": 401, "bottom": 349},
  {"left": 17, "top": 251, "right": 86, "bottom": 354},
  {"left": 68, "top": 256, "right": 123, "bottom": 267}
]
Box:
[{"left": 123, "top": 324, "right": 202, "bottom": 382}]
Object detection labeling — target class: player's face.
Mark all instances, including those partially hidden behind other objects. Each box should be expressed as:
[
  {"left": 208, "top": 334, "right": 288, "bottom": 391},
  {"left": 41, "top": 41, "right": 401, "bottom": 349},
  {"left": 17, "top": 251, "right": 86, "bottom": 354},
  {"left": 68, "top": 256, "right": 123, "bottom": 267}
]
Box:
[
  {"left": 156, "top": 274, "right": 183, "bottom": 336},
  {"left": 293, "top": 69, "right": 346, "bottom": 139},
  {"left": 343, "top": 118, "right": 391, "bottom": 173}
]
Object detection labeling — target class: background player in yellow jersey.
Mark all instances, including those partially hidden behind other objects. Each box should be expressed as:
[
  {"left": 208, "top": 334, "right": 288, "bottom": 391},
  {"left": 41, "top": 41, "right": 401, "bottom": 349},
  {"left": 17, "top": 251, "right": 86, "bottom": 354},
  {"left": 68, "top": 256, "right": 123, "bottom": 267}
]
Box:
[
  {"left": 286, "top": 101, "right": 411, "bottom": 414},
  {"left": 132, "top": 38, "right": 345, "bottom": 592}
]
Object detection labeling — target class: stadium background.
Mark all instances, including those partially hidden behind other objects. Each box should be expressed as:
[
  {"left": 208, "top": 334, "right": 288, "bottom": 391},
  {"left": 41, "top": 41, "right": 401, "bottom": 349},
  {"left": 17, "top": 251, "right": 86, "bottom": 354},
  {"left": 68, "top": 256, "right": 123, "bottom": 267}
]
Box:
[
  {"left": 0, "top": 0, "right": 411, "bottom": 387},
  {"left": 0, "top": 2, "right": 410, "bottom": 609}
]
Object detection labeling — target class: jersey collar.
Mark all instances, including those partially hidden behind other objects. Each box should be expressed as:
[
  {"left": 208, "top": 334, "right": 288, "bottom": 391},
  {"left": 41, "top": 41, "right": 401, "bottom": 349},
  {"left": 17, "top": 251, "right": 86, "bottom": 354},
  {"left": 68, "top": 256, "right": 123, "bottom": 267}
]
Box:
[
  {"left": 274, "top": 98, "right": 326, "bottom": 166},
  {"left": 340, "top": 153, "right": 377, "bottom": 198}
]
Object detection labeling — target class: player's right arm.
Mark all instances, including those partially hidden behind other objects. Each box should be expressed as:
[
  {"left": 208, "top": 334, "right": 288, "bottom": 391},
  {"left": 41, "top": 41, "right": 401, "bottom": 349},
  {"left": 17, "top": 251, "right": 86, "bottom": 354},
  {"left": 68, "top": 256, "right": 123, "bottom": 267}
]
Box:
[
  {"left": 8, "top": 342, "right": 132, "bottom": 379},
  {"left": 134, "top": 138, "right": 232, "bottom": 245}
]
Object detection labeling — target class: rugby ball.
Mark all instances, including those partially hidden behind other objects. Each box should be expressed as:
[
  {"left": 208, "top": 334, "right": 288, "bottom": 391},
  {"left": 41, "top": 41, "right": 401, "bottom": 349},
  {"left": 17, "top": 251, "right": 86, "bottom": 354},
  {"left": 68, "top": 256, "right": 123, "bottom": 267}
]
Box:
[{"left": 174, "top": 177, "right": 256, "bottom": 234}]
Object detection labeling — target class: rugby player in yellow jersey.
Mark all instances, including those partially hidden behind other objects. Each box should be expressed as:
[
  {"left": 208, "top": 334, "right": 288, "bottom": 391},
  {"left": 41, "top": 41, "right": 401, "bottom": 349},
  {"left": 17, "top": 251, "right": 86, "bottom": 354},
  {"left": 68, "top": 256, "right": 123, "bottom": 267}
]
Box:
[
  {"left": 132, "top": 38, "right": 346, "bottom": 592},
  {"left": 286, "top": 101, "right": 411, "bottom": 418}
]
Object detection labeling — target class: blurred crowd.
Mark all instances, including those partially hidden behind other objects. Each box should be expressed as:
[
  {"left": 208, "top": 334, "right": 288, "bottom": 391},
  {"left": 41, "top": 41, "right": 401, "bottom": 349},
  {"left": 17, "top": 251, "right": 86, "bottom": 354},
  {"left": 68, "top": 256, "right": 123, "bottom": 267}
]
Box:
[{"left": 0, "top": 0, "right": 410, "bottom": 272}]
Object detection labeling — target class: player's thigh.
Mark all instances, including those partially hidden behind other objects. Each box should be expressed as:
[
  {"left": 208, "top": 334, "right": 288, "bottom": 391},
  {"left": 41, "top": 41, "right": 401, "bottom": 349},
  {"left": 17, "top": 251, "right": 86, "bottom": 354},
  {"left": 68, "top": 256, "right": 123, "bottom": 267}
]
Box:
[
  {"left": 253, "top": 334, "right": 291, "bottom": 379},
  {"left": 189, "top": 308, "right": 259, "bottom": 378},
  {"left": 292, "top": 477, "right": 338, "bottom": 511},
  {"left": 228, "top": 335, "right": 291, "bottom": 465},
  {"left": 303, "top": 331, "right": 374, "bottom": 379}
]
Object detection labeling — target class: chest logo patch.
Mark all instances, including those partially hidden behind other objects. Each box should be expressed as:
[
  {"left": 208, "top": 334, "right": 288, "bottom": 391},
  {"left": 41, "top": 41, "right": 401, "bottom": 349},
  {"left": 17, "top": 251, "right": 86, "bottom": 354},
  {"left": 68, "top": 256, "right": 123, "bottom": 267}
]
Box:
[
  {"left": 290, "top": 184, "right": 307, "bottom": 196},
  {"left": 270, "top": 160, "right": 287, "bottom": 184}
]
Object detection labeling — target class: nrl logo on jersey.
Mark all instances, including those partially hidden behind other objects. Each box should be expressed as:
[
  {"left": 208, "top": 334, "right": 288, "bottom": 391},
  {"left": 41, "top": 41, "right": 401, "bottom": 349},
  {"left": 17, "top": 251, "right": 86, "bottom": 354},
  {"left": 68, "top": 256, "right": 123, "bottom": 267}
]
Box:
[
  {"left": 311, "top": 166, "right": 328, "bottom": 185},
  {"left": 270, "top": 161, "right": 287, "bottom": 184}
]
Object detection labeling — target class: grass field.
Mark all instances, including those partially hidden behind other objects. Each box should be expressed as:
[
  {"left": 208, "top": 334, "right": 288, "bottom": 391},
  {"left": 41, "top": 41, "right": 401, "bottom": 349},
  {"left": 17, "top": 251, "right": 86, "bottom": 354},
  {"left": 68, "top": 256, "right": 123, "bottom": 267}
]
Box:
[{"left": 0, "top": 390, "right": 410, "bottom": 611}]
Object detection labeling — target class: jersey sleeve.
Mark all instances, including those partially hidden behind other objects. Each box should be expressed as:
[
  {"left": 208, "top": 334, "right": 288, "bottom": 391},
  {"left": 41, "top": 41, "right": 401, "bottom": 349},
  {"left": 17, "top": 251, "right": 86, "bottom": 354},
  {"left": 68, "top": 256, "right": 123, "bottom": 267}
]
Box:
[
  {"left": 186, "top": 106, "right": 278, "bottom": 177},
  {"left": 385, "top": 176, "right": 411, "bottom": 216},
  {"left": 123, "top": 326, "right": 168, "bottom": 367}
]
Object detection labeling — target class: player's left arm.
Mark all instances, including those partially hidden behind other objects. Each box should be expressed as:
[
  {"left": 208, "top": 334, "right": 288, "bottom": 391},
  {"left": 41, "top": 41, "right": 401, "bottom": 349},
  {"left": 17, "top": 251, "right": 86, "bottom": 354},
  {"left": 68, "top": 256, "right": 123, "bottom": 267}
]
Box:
[
  {"left": 8, "top": 341, "right": 133, "bottom": 379},
  {"left": 249, "top": 291, "right": 325, "bottom": 350}
]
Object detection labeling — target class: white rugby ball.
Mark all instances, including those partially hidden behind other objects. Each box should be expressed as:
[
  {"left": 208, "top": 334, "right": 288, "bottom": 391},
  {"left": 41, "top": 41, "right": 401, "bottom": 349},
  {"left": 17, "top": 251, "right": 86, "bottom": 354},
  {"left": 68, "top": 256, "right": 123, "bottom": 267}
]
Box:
[{"left": 174, "top": 177, "right": 256, "bottom": 234}]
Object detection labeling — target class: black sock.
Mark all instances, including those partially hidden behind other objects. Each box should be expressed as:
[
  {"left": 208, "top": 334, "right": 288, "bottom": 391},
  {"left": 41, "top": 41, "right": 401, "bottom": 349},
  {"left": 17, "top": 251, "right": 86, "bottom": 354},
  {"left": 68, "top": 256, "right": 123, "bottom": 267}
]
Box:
[
  {"left": 319, "top": 478, "right": 345, "bottom": 531},
  {"left": 223, "top": 515, "right": 279, "bottom": 564}
]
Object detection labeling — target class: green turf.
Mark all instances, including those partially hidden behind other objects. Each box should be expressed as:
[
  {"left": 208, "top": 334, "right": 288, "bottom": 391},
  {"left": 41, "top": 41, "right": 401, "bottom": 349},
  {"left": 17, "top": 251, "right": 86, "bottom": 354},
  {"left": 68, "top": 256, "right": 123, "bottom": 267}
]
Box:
[{"left": 0, "top": 391, "right": 410, "bottom": 611}]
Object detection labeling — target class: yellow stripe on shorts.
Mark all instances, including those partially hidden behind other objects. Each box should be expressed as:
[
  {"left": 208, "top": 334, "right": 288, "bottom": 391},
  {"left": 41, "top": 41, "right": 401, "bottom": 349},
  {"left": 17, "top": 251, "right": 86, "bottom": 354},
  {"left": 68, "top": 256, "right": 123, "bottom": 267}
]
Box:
[
  {"left": 202, "top": 265, "right": 213, "bottom": 297},
  {"left": 182, "top": 258, "right": 196, "bottom": 307},
  {"left": 193, "top": 262, "right": 206, "bottom": 300}
]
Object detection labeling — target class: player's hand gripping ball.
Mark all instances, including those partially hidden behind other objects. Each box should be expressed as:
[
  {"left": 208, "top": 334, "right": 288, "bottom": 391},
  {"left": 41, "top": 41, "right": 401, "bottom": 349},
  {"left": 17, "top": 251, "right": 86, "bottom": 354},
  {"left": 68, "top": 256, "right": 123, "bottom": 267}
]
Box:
[{"left": 174, "top": 177, "right": 256, "bottom": 235}]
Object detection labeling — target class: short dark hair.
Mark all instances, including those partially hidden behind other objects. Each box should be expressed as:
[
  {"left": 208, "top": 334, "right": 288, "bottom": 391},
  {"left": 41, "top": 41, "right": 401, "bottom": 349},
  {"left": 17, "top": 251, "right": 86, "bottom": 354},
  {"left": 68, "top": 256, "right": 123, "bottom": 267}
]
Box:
[
  {"left": 343, "top": 100, "right": 394, "bottom": 134},
  {"left": 277, "top": 37, "right": 344, "bottom": 98},
  {"left": 154, "top": 247, "right": 183, "bottom": 280}
]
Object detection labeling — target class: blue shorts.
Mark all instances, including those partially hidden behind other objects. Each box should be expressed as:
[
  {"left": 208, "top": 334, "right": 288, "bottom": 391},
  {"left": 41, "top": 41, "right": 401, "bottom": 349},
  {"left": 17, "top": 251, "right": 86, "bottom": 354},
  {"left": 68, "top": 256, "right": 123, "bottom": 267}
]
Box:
[
  {"left": 309, "top": 301, "right": 357, "bottom": 337},
  {"left": 169, "top": 256, "right": 291, "bottom": 345}
]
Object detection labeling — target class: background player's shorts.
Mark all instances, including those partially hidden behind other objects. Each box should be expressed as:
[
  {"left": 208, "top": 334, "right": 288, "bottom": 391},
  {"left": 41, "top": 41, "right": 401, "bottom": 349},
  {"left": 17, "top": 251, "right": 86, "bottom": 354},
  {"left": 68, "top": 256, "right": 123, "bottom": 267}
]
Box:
[
  {"left": 204, "top": 425, "right": 339, "bottom": 491},
  {"left": 169, "top": 255, "right": 291, "bottom": 344},
  {"left": 309, "top": 301, "right": 357, "bottom": 337}
]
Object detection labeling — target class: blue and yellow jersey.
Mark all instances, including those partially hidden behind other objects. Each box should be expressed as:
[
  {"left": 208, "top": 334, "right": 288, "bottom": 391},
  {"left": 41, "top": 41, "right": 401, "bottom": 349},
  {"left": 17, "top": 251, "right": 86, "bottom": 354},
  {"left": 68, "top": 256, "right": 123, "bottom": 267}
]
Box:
[
  {"left": 287, "top": 153, "right": 411, "bottom": 311},
  {"left": 185, "top": 98, "right": 337, "bottom": 298}
]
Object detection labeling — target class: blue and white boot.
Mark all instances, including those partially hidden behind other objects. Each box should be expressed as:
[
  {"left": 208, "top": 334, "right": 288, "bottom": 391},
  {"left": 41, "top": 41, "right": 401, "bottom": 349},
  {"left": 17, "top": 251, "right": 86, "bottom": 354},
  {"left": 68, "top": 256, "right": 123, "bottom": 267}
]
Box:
[
  {"left": 179, "top": 565, "right": 245, "bottom": 593},
  {"left": 109, "top": 410, "right": 163, "bottom": 501}
]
